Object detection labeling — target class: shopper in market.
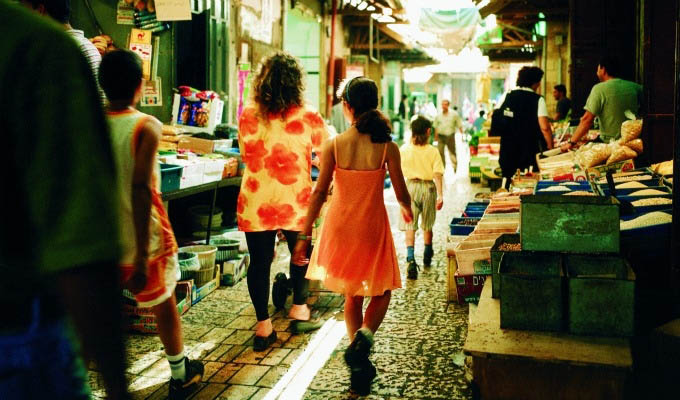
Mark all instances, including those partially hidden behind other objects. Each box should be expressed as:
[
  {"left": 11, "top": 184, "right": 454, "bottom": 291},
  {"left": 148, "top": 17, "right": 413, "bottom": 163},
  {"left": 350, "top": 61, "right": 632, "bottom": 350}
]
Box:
[
  {"left": 292, "top": 76, "right": 413, "bottom": 395},
  {"left": 496, "top": 66, "right": 554, "bottom": 180},
  {"left": 400, "top": 116, "right": 444, "bottom": 279},
  {"left": 433, "top": 99, "right": 462, "bottom": 172},
  {"left": 98, "top": 50, "right": 204, "bottom": 399},
  {"left": 552, "top": 84, "right": 572, "bottom": 122},
  {"left": 22, "top": 0, "right": 107, "bottom": 104},
  {"left": 563, "top": 55, "right": 642, "bottom": 148},
  {"left": 1, "top": 3, "right": 129, "bottom": 399},
  {"left": 237, "top": 52, "right": 329, "bottom": 351}
]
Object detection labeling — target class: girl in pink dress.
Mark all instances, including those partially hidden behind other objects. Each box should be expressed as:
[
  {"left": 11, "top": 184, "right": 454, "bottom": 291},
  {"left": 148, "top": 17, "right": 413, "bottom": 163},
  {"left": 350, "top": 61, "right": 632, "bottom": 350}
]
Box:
[{"left": 293, "top": 77, "right": 413, "bottom": 395}]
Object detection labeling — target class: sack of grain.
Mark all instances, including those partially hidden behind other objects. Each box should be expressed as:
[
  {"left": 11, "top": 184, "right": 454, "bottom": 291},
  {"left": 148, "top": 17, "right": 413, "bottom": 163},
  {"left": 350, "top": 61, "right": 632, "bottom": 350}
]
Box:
[
  {"left": 579, "top": 143, "right": 612, "bottom": 167},
  {"left": 620, "top": 119, "right": 643, "bottom": 143},
  {"left": 625, "top": 138, "right": 643, "bottom": 154},
  {"left": 651, "top": 160, "right": 673, "bottom": 175},
  {"left": 607, "top": 145, "right": 637, "bottom": 165}
]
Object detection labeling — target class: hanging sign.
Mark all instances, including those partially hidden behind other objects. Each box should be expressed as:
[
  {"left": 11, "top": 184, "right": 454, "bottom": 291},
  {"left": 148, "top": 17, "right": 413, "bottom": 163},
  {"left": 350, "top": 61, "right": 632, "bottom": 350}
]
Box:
[
  {"left": 129, "top": 28, "right": 153, "bottom": 80},
  {"left": 141, "top": 78, "right": 162, "bottom": 107},
  {"left": 155, "top": 0, "right": 192, "bottom": 21},
  {"left": 116, "top": 0, "right": 135, "bottom": 25}
]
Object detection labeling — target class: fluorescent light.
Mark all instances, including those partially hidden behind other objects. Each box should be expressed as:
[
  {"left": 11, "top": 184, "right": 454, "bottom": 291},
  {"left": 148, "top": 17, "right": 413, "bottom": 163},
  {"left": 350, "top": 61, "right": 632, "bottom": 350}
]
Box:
[
  {"left": 382, "top": 8, "right": 392, "bottom": 16},
  {"left": 477, "top": 0, "right": 491, "bottom": 9},
  {"left": 357, "top": 1, "right": 368, "bottom": 11},
  {"left": 367, "top": 5, "right": 376, "bottom": 11}
]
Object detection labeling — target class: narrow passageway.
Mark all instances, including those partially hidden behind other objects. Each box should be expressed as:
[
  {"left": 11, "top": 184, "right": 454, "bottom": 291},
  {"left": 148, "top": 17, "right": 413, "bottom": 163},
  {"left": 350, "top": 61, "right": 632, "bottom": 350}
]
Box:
[{"left": 88, "top": 134, "right": 479, "bottom": 400}]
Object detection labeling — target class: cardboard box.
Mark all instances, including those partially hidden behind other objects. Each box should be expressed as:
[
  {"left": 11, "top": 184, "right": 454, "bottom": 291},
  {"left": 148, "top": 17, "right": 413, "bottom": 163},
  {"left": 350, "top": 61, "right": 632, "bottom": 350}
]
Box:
[
  {"left": 454, "top": 272, "right": 488, "bottom": 304},
  {"left": 191, "top": 265, "right": 220, "bottom": 305},
  {"left": 171, "top": 94, "right": 224, "bottom": 134},
  {"left": 178, "top": 136, "right": 232, "bottom": 155},
  {"left": 203, "top": 159, "right": 227, "bottom": 183},
  {"left": 221, "top": 254, "right": 250, "bottom": 286},
  {"left": 584, "top": 159, "right": 635, "bottom": 180}
]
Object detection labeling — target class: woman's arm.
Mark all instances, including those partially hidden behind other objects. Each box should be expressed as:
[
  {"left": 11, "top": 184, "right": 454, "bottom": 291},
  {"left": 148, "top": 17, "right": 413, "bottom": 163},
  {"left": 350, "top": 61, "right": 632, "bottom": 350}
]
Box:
[
  {"left": 386, "top": 142, "right": 413, "bottom": 223},
  {"left": 292, "top": 139, "right": 335, "bottom": 264},
  {"left": 538, "top": 116, "right": 554, "bottom": 150}
]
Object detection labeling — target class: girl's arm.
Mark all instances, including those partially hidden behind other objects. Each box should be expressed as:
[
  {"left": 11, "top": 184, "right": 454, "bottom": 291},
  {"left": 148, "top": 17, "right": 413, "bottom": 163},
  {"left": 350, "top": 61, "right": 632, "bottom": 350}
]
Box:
[
  {"left": 385, "top": 142, "right": 413, "bottom": 223},
  {"left": 292, "top": 139, "right": 335, "bottom": 264}
]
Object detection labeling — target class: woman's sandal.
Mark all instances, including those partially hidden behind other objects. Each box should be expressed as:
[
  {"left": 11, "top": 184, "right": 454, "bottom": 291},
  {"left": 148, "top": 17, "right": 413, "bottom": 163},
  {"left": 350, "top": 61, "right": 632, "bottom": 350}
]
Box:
[{"left": 253, "top": 331, "right": 277, "bottom": 351}]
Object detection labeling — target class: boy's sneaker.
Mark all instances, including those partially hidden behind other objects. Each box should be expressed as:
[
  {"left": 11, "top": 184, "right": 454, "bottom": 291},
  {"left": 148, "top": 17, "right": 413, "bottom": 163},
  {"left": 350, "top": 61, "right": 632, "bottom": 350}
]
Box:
[
  {"left": 407, "top": 260, "right": 419, "bottom": 280},
  {"left": 169, "top": 358, "right": 204, "bottom": 400}
]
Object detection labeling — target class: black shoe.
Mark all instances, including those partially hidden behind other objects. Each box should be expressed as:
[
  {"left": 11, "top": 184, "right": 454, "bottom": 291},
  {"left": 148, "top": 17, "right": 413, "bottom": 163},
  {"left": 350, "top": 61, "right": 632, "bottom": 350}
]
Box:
[
  {"left": 349, "top": 359, "right": 377, "bottom": 396},
  {"left": 168, "top": 358, "right": 204, "bottom": 400},
  {"left": 407, "top": 260, "right": 419, "bottom": 279},
  {"left": 253, "top": 330, "right": 277, "bottom": 351},
  {"left": 345, "top": 329, "right": 376, "bottom": 396}
]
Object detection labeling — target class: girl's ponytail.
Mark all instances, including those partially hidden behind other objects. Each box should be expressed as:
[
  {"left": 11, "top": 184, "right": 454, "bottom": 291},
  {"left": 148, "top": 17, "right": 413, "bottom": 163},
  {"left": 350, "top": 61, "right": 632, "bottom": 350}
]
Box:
[{"left": 355, "top": 110, "right": 392, "bottom": 143}]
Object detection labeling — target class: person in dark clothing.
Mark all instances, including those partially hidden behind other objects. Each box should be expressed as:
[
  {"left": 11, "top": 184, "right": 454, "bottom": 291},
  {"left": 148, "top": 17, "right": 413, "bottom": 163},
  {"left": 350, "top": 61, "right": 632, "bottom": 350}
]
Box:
[
  {"left": 496, "top": 66, "right": 554, "bottom": 180},
  {"left": 552, "top": 84, "right": 571, "bottom": 121}
]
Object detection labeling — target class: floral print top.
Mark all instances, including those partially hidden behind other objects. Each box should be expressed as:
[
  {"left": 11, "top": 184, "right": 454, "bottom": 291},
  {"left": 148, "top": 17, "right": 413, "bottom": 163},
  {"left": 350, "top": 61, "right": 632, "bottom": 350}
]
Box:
[{"left": 237, "top": 103, "right": 330, "bottom": 232}]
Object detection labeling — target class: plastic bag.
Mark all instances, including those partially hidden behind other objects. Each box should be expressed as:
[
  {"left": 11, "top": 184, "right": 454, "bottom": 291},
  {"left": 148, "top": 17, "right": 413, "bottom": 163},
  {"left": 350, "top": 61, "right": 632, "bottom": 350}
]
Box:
[
  {"left": 579, "top": 143, "right": 612, "bottom": 168},
  {"left": 620, "top": 119, "right": 642, "bottom": 143},
  {"left": 606, "top": 145, "right": 637, "bottom": 165}
]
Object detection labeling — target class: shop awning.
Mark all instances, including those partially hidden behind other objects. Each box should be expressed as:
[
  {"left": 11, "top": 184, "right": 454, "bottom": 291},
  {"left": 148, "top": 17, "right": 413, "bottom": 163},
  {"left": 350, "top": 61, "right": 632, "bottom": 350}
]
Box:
[{"left": 417, "top": 7, "right": 482, "bottom": 54}]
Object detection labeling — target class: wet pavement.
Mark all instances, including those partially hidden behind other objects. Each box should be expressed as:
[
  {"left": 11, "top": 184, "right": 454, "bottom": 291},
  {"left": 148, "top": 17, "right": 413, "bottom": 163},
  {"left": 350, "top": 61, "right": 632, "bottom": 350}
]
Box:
[{"left": 89, "top": 134, "right": 481, "bottom": 399}]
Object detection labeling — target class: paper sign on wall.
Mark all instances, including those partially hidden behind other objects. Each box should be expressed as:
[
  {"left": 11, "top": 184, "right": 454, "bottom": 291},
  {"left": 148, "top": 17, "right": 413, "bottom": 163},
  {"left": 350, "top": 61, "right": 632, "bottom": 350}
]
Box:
[
  {"left": 116, "top": 0, "right": 135, "bottom": 25},
  {"left": 129, "top": 29, "right": 152, "bottom": 80},
  {"left": 155, "top": 0, "right": 192, "bottom": 21},
  {"left": 141, "top": 78, "right": 162, "bottom": 107}
]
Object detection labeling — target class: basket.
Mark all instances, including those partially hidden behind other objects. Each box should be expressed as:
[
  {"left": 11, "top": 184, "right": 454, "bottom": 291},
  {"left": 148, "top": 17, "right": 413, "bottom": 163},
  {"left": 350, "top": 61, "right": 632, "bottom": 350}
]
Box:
[
  {"left": 179, "top": 245, "right": 217, "bottom": 286},
  {"left": 178, "top": 252, "right": 200, "bottom": 280},
  {"left": 188, "top": 205, "right": 223, "bottom": 230},
  {"left": 209, "top": 238, "right": 240, "bottom": 262}
]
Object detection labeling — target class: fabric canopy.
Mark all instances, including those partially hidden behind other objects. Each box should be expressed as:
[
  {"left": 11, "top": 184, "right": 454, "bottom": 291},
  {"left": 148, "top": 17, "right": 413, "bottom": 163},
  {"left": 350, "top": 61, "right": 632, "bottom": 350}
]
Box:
[{"left": 418, "top": 8, "right": 482, "bottom": 54}]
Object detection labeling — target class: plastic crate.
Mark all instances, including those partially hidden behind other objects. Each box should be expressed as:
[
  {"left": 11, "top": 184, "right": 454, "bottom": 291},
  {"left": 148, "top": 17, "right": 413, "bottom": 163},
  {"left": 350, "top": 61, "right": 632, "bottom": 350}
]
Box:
[
  {"left": 599, "top": 185, "right": 670, "bottom": 196},
  {"left": 449, "top": 217, "right": 481, "bottom": 235},
  {"left": 160, "top": 163, "right": 183, "bottom": 193}
]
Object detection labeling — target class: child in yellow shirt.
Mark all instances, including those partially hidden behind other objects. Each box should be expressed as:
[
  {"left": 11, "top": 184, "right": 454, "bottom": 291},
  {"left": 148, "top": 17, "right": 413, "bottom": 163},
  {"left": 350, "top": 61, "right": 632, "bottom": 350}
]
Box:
[{"left": 399, "top": 116, "right": 444, "bottom": 279}]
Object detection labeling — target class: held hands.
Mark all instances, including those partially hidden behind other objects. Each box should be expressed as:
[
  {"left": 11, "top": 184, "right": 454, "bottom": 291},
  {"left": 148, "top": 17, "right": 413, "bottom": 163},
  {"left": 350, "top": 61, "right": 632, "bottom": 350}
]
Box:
[
  {"left": 292, "top": 237, "right": 310, "bottom": 266},
  {"left": 125, "top": 256, "right": 149, "bottom": 295},
  {"left": 436, "top": 196, "right": 444, "bottom": 210},
  {"left": 560, "top": 142, "right": 573, "bottom": 152},
  {"left": 401, "top": 205, "right": 414, "bottom": 224}
]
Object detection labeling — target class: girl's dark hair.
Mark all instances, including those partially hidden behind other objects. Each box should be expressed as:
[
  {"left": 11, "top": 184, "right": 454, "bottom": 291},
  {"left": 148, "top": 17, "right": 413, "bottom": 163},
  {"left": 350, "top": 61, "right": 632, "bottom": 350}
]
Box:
[
  {"left": 343, "top": 77, "right": 392, "bottom": 143},
  {"left": 516, "top": 66, "right": 544, "bottom": 88},
  {"left": 410, "top": 116, "right": 432, "bottom": 145},
  {"left": 252, "top": 52, "right": 304, "bottom": 117}
]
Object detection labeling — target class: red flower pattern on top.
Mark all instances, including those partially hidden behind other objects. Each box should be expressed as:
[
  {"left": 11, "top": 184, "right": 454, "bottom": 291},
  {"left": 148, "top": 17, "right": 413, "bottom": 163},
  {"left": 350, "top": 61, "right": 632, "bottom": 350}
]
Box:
[
  {"left": 264, "top": 143, "right": 300, "bottom": 185},
  {"left": 296, "top": 217, "right": 307, "bottom": 228},
  {"left": 237, "top": 193, "right": 247, "bottom": 214},
  {"left": 303, "top": 112, "right": 325, "bottom": 128},
  {"left": 238, "top": 215, "right": 253, "bottom": 231},
  {"left": 296, "top": 187, "right": 311, "bottom": 208},
  {"left": 245, "top": 177, "right": 260, "bottom": 193},
  {"left": 285, "top": 120, "right": 305, "bottom": 135},
  {"left": 242, "top": 139, "right": 267, "bottom": 172},
  {"left": 283, "top": 105, "right": 302, "bottom": 120},
  {"left": 257, "top": 203, "right": 295, "bottom": 230},
  {"left": 305, "top": 144, "right": 312, "bottom": 170},
  {"left": 239, "top": 107, "right": 258, "bottom": 136},
  {"left": 312, "top": 130, "right": 322, "bottom": 147}
]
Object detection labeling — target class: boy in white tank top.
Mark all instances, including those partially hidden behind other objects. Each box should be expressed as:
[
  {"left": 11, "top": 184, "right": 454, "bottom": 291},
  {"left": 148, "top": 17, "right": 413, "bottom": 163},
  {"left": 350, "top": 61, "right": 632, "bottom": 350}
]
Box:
[{"left": 99, "top": 50, "right": 203, "bottom": 399}]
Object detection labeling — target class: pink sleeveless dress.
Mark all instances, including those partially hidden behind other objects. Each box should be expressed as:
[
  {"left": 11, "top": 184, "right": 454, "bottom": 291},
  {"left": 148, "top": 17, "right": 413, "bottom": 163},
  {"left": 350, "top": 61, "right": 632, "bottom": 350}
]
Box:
[{"left": 306, "top": 139, "right": 402, "bottom": 296}]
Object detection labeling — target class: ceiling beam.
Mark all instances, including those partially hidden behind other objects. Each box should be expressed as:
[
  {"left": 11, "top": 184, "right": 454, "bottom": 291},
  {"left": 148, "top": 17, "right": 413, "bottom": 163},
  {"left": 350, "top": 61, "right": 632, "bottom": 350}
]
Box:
[{"left": 351, "top": 43, "right": 405, "bottom": 49}]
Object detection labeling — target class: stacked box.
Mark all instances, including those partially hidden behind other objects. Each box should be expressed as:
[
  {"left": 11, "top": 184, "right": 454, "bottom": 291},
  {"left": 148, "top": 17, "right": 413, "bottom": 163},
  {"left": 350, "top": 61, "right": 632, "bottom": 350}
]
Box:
[
  {"left": 454, "top": 272, "right": 487, "bottom": 304},
  {"left": 490, "top": 233, "right": 520, "bottom": 298}
]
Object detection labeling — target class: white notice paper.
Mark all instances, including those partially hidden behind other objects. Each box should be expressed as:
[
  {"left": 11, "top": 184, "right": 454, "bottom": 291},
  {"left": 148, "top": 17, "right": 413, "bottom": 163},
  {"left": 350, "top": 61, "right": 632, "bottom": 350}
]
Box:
[{"left": 155, "top": 0, "right": 192, "bottom": 21}]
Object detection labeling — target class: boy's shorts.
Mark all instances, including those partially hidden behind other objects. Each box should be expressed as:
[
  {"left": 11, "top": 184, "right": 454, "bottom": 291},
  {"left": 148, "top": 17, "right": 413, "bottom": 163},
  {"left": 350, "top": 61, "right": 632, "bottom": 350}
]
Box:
[
  {"left": 399, "top": 179, "right": 437, "bottom": 232},
  {"left": 120, "top": 253, "right": 179, "bottom": 308}
]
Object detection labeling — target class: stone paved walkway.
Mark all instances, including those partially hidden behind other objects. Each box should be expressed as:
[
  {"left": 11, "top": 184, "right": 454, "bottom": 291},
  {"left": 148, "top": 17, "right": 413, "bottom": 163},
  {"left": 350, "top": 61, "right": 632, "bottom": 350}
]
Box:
[{"left": 89, "top": 135, "right": 480, "bottom": 399}]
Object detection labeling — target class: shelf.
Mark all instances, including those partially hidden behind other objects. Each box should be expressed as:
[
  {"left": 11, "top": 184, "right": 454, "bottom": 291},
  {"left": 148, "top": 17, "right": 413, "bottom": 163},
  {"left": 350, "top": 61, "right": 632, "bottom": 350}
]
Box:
[{"left": 161, "top": 176, "right": 242, "bottom": 201}]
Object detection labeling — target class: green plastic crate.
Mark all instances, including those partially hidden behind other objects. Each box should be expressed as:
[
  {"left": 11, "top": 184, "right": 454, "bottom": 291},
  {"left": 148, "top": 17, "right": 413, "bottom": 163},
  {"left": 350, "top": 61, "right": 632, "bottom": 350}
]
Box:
[
  {"left": 500, "top": 251, "right": 564, "bottom": 332},
  {"left": 491, "top": 233, "right": 520, "bottom": 299},
  {"left": 565, "top": 255, "right": 635, "bottom": 337},
  {"left": 520, "top": 195, "right": 620, "bottom": 254}
]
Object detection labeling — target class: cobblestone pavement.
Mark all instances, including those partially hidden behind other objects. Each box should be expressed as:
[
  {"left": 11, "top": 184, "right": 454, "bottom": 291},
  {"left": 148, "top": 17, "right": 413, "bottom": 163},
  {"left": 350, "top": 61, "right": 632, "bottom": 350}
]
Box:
[{"left": 88, "top": 135, "right": 480, "bottom": 399}]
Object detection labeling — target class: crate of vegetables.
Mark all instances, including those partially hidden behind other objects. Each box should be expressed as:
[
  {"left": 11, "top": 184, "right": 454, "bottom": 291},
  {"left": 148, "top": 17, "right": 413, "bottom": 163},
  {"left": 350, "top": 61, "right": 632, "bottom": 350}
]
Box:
[
  {"left": 449, "top": 217, "right": 481, "bottom": 235},
  {"left": 520, "top": 195, "right": 620, "bottom": 254}
]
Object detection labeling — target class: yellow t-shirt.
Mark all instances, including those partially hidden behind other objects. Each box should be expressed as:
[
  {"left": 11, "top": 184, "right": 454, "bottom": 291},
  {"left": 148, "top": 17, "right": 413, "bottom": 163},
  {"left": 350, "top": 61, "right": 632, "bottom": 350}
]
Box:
[{"left": 399, "top": 143, "right": 444, "bottom": 181}]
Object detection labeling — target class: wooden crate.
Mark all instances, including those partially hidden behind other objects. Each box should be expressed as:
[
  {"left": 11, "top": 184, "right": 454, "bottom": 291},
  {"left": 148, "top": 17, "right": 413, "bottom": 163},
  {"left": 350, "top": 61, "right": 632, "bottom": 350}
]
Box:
[
  {"left": 500, "top": 251, "right": 564, "bottom": 331},
  {"left": 520, "top": 195, "right": 620, "bottom": 253},
  {"left": 565, "top": 255, "right": 635, "bottom": 337},
  {"left": 447, "top": 255, "right": 458, "bottom": 302}
]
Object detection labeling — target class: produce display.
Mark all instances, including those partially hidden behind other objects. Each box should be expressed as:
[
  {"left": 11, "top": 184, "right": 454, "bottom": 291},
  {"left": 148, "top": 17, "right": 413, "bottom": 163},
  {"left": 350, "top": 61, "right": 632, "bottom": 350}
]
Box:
[
  {"left": 564, "top": 191, "right": 595, "bottom": 196},
  {"left": 620, "top": 211, "right": 672, "bottom": 230},
  {"left": 631, "top": 198, "right": 673, "bottom": 207},
  {"left": 628, "top": 189, "right": 668, "bottom": 196},
  {"left": 539, "top": 186, "right": 571, "bottom": 192},
  {"left": 616, "top": 181, "right": 648, "bottom": 189},
  {"left": 89, "top": 34, "right": 116, "bottom": 56}
]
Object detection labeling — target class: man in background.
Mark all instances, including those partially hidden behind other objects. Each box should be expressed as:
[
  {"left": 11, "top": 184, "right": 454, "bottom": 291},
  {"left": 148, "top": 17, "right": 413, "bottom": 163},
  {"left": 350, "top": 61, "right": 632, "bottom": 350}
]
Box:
[
  {"left": 433, "top": 99, "right": 462, "bottom": 172},
  {"left": 1, "top": 2, "right": 128, "bottom": 398},
  {"left": 23, "top": 0, "right": 107, "bottom": 104},
  {"left": 552, "top": 84, "right": 571, "bottom": 121},
  {"left": 563, "top": 55, "right": 642, "bottom": 148}
]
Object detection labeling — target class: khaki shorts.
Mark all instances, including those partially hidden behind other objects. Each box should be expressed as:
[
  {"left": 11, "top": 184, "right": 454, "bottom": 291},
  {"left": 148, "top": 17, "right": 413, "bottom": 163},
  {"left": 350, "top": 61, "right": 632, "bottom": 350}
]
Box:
[{"left": 399, "top": 179, "right": 437, "bottom": 231}]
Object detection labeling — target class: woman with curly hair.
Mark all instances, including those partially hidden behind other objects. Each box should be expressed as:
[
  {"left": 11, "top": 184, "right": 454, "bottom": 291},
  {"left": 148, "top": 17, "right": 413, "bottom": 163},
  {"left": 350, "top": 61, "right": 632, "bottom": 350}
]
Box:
[{"left": 237, "top": 52, "right": 329, "bottom": 351}]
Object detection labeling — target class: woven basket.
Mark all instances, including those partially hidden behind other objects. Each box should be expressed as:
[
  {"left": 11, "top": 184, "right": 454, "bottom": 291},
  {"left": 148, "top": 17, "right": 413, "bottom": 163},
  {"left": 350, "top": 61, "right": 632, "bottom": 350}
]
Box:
[
  {"left": 209, "top": 238, "right": 240, "bottom": 262},
  {"left": 178, "top": 252, "right": 200, "bottom": 280},
  {"left": 179, "top": 245, "right": 217, "bottom": 286},
  {"left": 188, "top": 205, "right": 223, "bottom": 230}
]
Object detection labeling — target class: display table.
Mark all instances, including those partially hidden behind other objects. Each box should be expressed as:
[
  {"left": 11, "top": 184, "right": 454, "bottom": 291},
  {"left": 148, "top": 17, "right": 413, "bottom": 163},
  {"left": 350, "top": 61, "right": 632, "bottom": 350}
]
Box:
[
  {"left": 162, "top": 176, "right": 241, "bottom": 243},
  {"left": 464, "top": 277, "right": 632, "bottom": 400}
]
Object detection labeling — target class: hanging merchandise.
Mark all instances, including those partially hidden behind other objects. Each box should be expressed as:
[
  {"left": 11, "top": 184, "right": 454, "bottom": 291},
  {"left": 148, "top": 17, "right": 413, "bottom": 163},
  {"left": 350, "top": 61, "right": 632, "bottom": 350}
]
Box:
[
  {"left": 116, "top": 0, "right": 135, "bottom": 25},
  {"left": 237, "top": 63, "right": 252, "bottom": 120},
  {"left": 129, "top": 28, "right": 153, "bottom": 80},
  {"left": 141, "top": 78, "right": 162, "bottom": 106}
]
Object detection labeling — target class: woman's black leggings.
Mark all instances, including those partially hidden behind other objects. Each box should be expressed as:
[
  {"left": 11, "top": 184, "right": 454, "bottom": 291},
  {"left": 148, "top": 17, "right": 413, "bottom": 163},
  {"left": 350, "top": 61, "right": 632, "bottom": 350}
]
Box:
[{"left": 244, "top": 230, "right": 310, "bottom": 321}]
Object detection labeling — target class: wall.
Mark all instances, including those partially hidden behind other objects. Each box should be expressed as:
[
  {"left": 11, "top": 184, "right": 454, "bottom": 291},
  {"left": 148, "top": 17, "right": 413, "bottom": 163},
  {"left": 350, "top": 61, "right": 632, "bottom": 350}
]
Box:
[
  {"left": 71, "top": 1, "right": 175, "bottom": 122},
  {"left": 543, "top": 20, "right": 570, "bottom": 118}
]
